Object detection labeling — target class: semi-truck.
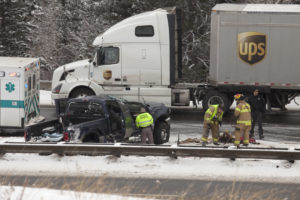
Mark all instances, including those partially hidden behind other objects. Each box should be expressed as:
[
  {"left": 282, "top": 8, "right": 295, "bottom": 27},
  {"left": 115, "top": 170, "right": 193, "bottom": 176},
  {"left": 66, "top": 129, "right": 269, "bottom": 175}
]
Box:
[{"left": 51, "top": 4, "right": 300, "bottom": 112}]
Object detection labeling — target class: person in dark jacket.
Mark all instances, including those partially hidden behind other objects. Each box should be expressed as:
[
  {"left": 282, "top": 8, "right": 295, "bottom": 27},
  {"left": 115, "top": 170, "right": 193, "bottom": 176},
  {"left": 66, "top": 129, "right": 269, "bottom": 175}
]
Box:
[{"left": 247, "top": 89, "right": 266, "bottom": 139}]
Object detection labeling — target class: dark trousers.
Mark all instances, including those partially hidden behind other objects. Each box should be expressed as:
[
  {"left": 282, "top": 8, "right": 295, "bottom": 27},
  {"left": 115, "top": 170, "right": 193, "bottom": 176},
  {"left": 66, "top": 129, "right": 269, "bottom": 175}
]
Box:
[{"left": 250, "top": 111, "right": 263, "bottom": 137}]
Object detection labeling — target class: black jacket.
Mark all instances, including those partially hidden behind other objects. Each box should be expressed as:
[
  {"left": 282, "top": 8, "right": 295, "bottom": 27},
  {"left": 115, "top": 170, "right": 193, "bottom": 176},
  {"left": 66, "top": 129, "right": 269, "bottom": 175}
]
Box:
[{"left": 247, "top": 95, "right": 266, "bottom": 113}]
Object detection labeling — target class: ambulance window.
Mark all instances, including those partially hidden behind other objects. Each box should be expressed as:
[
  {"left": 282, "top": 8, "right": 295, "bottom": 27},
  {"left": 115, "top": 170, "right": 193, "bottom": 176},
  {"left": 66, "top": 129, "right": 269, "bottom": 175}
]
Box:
[
  {"left": 98, "top": 47, "right": 119, "bottom": 65},
  {"left": 135, "top": 25, "right": 154, "bottom": 37},
  {"left": 33, "top": 74, "right": 36, "bottom": 89},
  {"left": 28, "top": 76, "right": 32, "bottom": 90}
]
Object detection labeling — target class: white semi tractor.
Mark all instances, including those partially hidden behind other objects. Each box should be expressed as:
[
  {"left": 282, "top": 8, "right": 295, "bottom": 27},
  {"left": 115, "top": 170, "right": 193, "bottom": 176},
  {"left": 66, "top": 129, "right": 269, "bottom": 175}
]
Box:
[{"left": 51, "top": 4, "right": 300, "bottom": 112}]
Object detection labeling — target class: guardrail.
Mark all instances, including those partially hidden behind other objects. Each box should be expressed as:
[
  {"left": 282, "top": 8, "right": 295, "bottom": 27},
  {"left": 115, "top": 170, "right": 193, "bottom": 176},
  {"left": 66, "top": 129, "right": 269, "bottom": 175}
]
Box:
[{"left": 1, "top": 142, "right": 300, "bottom": 161}]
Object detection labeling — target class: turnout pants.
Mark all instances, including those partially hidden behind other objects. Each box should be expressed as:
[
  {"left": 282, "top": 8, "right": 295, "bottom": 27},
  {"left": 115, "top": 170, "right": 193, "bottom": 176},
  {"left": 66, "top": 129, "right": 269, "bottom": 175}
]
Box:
[
  {"left": 234, "top": 124, "right": 250, "bottom": 146},
  {"left": 141, "top": 126, "right": 154, "bottom": 144},
  {"left": 201, "top": 123, "right": 219, "bottom": 143},
  {"left": 250, "top": 111, "right": 263, "bottom": 137}
]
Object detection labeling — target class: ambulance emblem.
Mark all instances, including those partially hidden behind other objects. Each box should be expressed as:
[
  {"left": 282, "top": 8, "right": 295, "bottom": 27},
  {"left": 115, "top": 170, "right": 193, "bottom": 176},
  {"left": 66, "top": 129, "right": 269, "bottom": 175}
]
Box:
[{"left": 5, "top": 82, "right": 15, "bottom": 93}]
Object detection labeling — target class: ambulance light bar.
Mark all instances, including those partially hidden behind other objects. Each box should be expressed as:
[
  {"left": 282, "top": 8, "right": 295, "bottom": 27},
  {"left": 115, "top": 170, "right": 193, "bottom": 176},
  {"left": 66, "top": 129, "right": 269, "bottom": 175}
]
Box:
[{"left": 8, "top": 72, "right": 21, "bottom": 77}]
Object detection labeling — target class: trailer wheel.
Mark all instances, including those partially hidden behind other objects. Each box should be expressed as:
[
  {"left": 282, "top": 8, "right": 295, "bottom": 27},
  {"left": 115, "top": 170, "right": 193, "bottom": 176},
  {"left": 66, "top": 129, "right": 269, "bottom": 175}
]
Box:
[
  {"left": 70, "top": 87, "right": 95, "bottom": 98},
  {"left": 202, "top": 90, "right": 230, "bottom": 113},
  {"left": 153, "top": 121, "right": 170, "bottom": 144}
]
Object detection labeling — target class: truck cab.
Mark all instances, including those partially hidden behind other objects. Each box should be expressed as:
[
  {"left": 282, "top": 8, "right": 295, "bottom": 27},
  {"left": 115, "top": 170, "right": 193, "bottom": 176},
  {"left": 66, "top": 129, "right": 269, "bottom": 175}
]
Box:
[{"left": 51, "top": 8, "right": 185, "bottom": 107}]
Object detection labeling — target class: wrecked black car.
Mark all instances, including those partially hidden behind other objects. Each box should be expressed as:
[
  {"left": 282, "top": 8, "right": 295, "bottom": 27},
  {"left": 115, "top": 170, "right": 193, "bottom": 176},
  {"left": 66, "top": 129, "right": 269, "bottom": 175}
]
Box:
[{"left": 25, "top": 96, "right": 170, "bottom": 144}]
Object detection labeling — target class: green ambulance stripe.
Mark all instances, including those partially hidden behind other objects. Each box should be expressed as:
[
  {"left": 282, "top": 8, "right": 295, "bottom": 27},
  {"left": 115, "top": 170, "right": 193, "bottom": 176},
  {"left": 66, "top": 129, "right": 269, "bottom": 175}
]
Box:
[{"left": 0, "top": 100, "right": 25, "bottom": 108}]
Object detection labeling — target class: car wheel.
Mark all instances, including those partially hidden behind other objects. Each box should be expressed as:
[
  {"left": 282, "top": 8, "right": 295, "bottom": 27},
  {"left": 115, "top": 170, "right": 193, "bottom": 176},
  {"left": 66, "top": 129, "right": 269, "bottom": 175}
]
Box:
[
  {"left": 153, "top": 121, "right": 170, "bottom": 144},
  {"left": 70, "top": 87, "right": 95, "bottom": 98}
]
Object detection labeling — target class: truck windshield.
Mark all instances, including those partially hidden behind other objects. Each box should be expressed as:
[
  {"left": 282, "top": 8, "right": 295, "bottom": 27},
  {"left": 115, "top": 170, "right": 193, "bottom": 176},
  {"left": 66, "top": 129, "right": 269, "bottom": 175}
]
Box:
[{"left": 65, "top": 102, "right": 105, "bottom": 124}]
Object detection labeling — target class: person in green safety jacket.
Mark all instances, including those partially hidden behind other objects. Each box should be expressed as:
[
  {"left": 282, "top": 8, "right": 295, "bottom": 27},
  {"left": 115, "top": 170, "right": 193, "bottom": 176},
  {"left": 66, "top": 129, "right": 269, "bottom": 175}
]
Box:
[
  {"left": 201, "top": 104, "right": 224, "bottom": 146},
  {"left": 136, "top": 107, "right": 154, "bottom": 144}
]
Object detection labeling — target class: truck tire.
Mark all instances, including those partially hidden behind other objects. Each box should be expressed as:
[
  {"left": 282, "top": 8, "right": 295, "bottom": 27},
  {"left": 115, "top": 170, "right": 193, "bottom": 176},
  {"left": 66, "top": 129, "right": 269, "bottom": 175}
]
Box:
[
  {"left": 202, "top": 90, "right": 230, "bottom": 113},
  {"left": 70, "top": 87, "right": 95, "bottom": 98},
  {"left": 153, "top": 121, "right": 170, "bottom": 144}
]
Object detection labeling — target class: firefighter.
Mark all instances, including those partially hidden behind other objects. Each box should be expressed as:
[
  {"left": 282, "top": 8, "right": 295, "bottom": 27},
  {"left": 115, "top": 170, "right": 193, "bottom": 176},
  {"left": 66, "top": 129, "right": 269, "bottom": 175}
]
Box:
[
  {"left": 201, "top": 104, "right": 224, "bottom": 146},
  {"left": 136, "top": 107, "right": 154, "bottom": 144},
  {"left": 234, "top": 94, "right": 252, "bottom": 147}
]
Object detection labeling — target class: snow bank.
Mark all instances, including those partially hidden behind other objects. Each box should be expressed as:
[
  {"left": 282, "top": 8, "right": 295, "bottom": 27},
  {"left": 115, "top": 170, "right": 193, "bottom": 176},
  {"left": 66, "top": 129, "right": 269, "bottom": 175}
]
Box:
[
  {"left": 0, "top": 148, "right": 299, "bottom": 184},
  {"left": 39, "top": 90, "right": 54, "bottom": 106}
]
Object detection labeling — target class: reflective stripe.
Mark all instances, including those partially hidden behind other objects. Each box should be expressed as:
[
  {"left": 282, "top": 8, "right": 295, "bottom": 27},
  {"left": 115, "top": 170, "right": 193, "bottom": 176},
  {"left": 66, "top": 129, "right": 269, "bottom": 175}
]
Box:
[
  {"left": 213, "top": 138, "right": 218, "bottom": 142},
  {"left": 243, "top": 139, "right": 249, "bottom": 144},
  {"left": 0, "top": 100, "right": 25, "bottom": 108},
  {"left": 242, "top": 103, "right": 251, "bottom": 112},
  {"left": 201, "top": 137, "right": 207, "bottom": 142},
  {"left": 237, "top": 120, "right": 251, "bottom": 126},
  {"left": 234, "top": 140, "right": 240, "bottom": 145},
  {"left": 235, "top": 107, "right": 241, "bottom": 112},
  {"left": 137, "top": 119, "right": 153, "bottom": 127},
  {"left": 206, "top": 105, "right": 223, "bottom": 122},
  {"left": 240, "top": 110, "right": 250, "bottom": 113}
]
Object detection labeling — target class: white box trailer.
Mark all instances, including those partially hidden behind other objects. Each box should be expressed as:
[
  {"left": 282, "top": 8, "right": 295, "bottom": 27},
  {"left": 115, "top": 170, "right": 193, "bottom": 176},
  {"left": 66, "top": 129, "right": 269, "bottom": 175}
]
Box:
[{"left": 0, "top": 57, "right": 40, "bottom": 128}]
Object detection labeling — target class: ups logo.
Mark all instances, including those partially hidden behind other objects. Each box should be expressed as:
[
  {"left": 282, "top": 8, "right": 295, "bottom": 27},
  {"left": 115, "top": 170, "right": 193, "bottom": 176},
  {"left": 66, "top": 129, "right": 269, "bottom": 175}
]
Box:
[
  {"left": 238, "top": 32, "right": 266, "bottom": 65},
  {"left": 103, "top": 70, "right": 112, "bottom": 80}
]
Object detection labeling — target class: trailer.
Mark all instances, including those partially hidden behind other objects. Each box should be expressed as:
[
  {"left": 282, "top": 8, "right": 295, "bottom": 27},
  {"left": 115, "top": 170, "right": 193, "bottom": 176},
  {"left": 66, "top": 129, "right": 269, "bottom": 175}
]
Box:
[
  {"left": 51, "top": 4, "right": 300, "bottom": 113},
  {"left": 201, "top": 4, "right": 300, "bottom": 111},
  {"left": 0, "top": 57, "right": 40, "bottom": 128}
]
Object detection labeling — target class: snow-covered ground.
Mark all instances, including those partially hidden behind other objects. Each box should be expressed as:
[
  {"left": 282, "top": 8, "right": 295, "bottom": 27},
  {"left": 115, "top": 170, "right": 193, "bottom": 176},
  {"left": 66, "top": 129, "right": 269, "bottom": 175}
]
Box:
[
  {"left": 1, "top": 90, "right": 300, "bottom": 199},
  {"left": 0, "top": 185, "right": 153, "bottom": 200},
  {"left": 39, "top": 90, "right": 55, "bottom": 106}
]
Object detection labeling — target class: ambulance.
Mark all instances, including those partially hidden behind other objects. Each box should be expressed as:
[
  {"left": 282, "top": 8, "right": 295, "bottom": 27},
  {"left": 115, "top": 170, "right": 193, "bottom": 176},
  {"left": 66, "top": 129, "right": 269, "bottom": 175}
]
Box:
[{"left": 0, "top": 57, "right": 40, "bottom": 128}]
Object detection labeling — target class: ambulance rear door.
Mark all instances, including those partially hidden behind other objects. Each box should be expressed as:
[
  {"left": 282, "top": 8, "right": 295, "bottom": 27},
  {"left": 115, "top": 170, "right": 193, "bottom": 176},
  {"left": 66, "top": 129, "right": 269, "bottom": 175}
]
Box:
[{"left": 0, "top": 77, "right": 21, "bottom": 127}]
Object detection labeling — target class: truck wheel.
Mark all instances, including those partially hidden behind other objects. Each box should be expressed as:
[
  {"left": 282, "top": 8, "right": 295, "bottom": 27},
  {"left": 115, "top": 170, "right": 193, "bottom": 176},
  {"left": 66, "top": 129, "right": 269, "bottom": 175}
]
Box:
[
  {"left": 202, "top": 90, "right": 230, "bottom": 113},
  {"left": 153, "top": 121, "right": 170, "bottom": 144},
  {"left": 70, "top": 87, "right": 95, "bottom": 98}
]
